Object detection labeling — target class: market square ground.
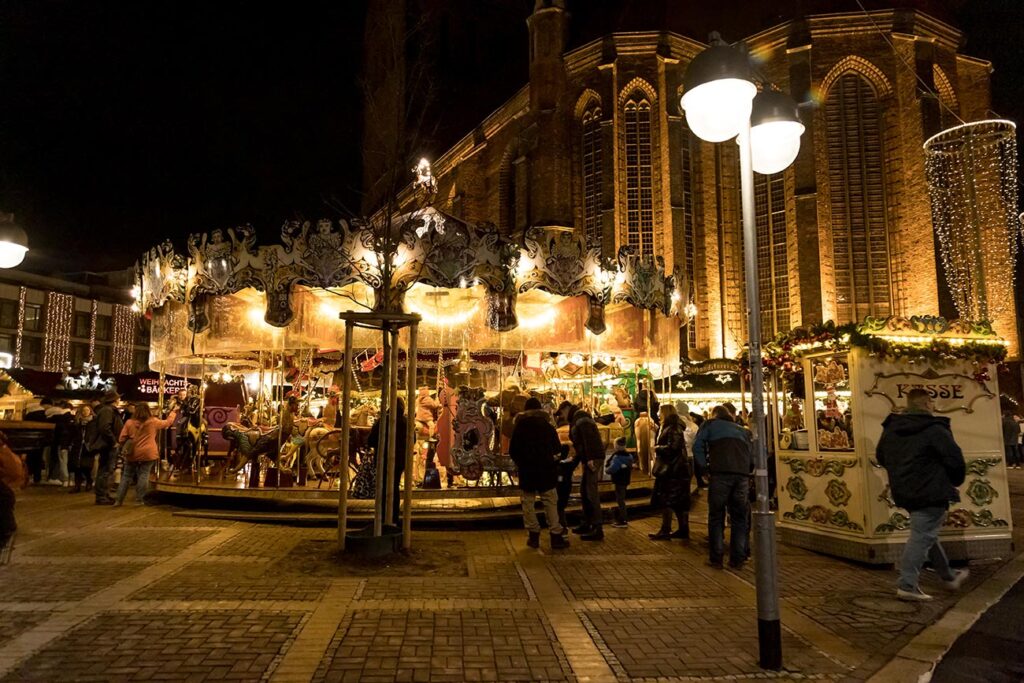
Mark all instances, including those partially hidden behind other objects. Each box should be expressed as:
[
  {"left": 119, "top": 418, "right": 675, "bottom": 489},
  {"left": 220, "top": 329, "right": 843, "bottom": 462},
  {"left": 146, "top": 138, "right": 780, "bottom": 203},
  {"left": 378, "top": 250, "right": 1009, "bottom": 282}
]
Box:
[{"left": 1, "top": 473, "right": 1022, "bottom": 682}]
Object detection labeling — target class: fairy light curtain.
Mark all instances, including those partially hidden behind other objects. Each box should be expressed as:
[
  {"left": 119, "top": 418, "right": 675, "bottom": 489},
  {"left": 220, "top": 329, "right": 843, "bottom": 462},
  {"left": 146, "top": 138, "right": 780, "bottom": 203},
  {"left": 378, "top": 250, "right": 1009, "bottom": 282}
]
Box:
[{"left": 924, "top": 119, "right": 1019, "bottom": 323}]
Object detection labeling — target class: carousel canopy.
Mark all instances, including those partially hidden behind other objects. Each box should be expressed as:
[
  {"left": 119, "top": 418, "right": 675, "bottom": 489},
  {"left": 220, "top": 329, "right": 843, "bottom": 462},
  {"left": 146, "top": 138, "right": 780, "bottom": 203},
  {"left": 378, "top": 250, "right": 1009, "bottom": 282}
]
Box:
[{"left": 136, "top": 211, "right": 686, "bottom": 374}]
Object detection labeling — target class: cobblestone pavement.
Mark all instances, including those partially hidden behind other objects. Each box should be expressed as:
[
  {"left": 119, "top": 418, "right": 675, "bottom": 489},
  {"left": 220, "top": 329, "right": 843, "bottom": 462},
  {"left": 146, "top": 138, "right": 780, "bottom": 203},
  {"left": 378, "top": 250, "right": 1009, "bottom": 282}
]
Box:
[{"left": 1, "top": 471, "right": 1021, "bottom": 682}]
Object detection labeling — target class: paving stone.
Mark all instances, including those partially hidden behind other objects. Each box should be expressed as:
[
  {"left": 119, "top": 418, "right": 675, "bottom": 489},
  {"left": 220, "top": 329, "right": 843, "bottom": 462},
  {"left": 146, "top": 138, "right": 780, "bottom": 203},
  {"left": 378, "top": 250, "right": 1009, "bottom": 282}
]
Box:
[
  {"left": 0, "top": 561, "right": 151, "bottom": 602},
  {"left": 22, "top": 528, "right": 214, "bottom": 558},
  {"left": 314, "top": 610, "right": 573, "bottom": 683},
  {"left": 1, "top": 610, "right": 304, "bottom": 682},
  {"left": 130, "top": 559, "right": 329, "bottom": 602},
  {"left": 550, "top": 557, "right": 736, "bottom": 600},
  {"left": 0, "top": 611, "right": 50, "bottom": 648}
]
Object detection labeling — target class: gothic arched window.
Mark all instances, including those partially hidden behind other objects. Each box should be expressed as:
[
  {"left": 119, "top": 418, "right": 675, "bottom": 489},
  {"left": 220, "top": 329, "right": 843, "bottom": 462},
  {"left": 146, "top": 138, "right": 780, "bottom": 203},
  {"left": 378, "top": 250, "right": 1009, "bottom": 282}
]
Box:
[
  {"left": 623, "top": 96, "right": 654, "bottom": 256},
  {"left": 825, "top": 72, "right": 892, "bottom": 322},
  {"left": 581, "top": 105, "right": 603, "bottom": 248},
  {"left": 754, "top": 171, "right": 789, "bottom": 336}
]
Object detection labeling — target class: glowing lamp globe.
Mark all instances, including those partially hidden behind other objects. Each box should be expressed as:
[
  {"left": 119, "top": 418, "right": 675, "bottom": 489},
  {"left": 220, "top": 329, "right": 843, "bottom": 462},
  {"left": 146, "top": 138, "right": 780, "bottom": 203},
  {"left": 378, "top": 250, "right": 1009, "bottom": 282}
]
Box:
[
  {"left": 0, "top": 215, "right": 28, "bottom": 269},
  {"left": 749, "top": 90, "right": 805, "bottom": 174},
  {"left": 681, "top": 39, "right": 756, "bottom": 143}
]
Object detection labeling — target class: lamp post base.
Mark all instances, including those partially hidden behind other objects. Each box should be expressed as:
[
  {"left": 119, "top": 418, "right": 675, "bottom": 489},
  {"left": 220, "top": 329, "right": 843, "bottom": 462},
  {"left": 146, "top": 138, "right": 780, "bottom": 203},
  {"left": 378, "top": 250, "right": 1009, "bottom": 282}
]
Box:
[{"left": 757, "top": 618, "right": 782, "bottom": 670}]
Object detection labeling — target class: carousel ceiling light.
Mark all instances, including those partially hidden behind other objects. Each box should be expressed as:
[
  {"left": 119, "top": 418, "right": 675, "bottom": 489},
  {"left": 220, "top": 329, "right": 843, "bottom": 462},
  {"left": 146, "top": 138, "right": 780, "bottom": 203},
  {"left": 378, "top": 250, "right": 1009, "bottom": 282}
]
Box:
[{"left": 0, "top": 214, "right": 29, "bottom": 269}]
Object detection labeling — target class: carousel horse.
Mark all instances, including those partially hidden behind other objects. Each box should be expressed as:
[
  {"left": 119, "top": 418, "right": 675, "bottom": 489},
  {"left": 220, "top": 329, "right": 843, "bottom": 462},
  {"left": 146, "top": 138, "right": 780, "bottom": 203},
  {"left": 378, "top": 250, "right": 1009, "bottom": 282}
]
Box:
[
  {"left": 172, "top": 395, "right": 208, "bottom": 474},
  {"left": 221, "top": 422, "right": 282, "bottom": 487},
  {"left": 305, "top": 426, "right": 342, "bottom": 484}
]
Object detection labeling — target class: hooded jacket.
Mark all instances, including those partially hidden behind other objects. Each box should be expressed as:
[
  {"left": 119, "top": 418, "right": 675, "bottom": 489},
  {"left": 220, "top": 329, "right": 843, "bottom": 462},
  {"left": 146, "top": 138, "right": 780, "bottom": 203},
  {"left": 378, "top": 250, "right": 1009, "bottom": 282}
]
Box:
[
  {"left": 876, "top": 411, "right": 965, "bottom": 511},
  {"left": 509, "top": 409, "right": 561, "bottom": 492},
  {"left": 692, "top": 418, "right": 752, "bottom": 475},
  {"left": 570, "top": 411, "right": 605, "bottom": 462}
]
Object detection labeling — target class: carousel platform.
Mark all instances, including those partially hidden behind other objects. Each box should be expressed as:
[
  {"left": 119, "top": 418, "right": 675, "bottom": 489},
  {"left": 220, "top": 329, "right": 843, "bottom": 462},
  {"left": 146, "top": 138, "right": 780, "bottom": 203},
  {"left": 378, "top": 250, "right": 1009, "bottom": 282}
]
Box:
[{"left": 152, "top": 473, "right": 656, "bottom": 526}]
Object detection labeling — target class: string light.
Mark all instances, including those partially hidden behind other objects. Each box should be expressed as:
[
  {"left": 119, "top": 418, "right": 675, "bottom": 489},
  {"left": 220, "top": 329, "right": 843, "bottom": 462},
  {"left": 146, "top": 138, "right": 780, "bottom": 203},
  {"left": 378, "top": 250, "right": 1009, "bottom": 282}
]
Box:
[
  {"left": 42, "top": 292, "right": 73, "bottom": 371},
  {"left": 417, "top": 303, "right": 478, "bottom": 327},
  {"left": 13, "top": 286, "right": 25, "bottom": 367},
  {"left": 924, "top": 119, "right": 1019, "bottom": 324},
  {"left": 88, "top": 300, "right": 97, "bottom": 363},
  {"left": 112, "top": 304, "right": 136, "bottom": 373}
]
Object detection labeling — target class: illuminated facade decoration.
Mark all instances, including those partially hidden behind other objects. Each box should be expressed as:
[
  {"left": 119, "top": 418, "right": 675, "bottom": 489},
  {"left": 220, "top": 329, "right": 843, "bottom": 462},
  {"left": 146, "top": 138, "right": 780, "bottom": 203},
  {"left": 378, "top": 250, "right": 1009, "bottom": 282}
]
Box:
[
  {"left": 389, "top": 6, "right": 1017, "bottom": 359},
  {"left": 42, "top": 292, "right": 74, "bottom": 371}
]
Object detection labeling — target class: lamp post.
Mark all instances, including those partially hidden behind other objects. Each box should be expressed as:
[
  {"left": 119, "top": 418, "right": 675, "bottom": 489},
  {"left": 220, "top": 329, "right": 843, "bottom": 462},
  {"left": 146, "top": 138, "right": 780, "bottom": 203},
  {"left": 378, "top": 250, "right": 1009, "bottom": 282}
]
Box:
[
  {"left": 0, "top": 214, "right": 29, "bottom": 269},
  {"left": 681, "top": 33, "right": 804, "bottom": 671}
]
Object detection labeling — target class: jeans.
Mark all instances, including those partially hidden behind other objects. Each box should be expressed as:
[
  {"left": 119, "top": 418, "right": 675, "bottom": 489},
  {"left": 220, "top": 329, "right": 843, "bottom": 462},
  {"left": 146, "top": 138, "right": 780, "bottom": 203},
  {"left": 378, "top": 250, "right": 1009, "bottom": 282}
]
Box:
[
  {"left": 556, "top": 475, "right": 573, "bottom": 529},
  {"left": 708, "top": 473, "right": 750, "bottom": 564},
  {"left": 613, "top": 484, "right": 628, "bottom": 523},
  {"left": 52, "top": 448, "right": 69, "bottom": 482},
  {"left": 1006, "top": 445, "right": 1019, "bottom": 467},
  {"left": 898, "top": 506, "right": 955, "bottom": 591},
  {"left": 94, "top": 448, "right": 115, "bottom": 502},
  {"left": 580, "top": 463, "right": 602, "bottom": 528},
  {"left": 520, "top": 488, "right": 563, "bottom": 535},
  {"left": 115, "top": 460, "right": 156, "bottom": 504}
]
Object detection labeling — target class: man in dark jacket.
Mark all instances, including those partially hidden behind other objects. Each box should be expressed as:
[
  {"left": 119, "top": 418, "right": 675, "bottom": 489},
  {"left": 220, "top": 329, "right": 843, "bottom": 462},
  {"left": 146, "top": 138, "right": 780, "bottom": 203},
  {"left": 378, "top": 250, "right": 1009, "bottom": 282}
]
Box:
[
  {"left": 877, "top": 388, "right": 968, "bottom": 601},
  {"left": 367, "top": 398, "right": 408, "bottom": 526},
  {"left": 693, "top": 405, "right": 752, "bottom": 569},
  {"left": 1001, "top": 409, "right": 1020, "bottom": 469},
  {"left": 570, "top": 410, "right": 605, "bottom": 540},
  {"left": 509, "top": 398, "right": 569, "bottom": 549},
  {"left": 85, "top": 390, "right": 124, "bottom": 505}
]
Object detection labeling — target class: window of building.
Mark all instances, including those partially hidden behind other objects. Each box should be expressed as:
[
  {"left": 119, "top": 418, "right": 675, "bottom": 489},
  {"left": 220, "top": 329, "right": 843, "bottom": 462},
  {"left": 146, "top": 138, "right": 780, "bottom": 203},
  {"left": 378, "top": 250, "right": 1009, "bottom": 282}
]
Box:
[
  {"left": 21, "top": 336, "right": 41, "bottom": 367},
  {"left": 581, "top": 105, "right": 603, "bottom": 249},
  {"left": 70, "top": 342, "right": 90, "bottom": 368},
  {"left": 0, "top": 334, "right": 13, "bottom": 354},
  {"left": 680, "top": 120, "right": 698, "bottom": 349},
  {"left": 623, "top": 96, "right": 655, "bottom": 256},
  {"left": 825, "top": 72, "right": 892, "bottom": 323},
  {"left": 0, "top": 300, "right": 18, "bottom": 329},
  {"left": 755, "top": 171, "right": 790, "bottom": 337},
  {"left": 133, "top": 350, "right": 150, "bottom": 373},
  {"left": 73, "top": 311, "right": 91, "bottom": 339},
  {"left": 94, "top": 345, "right": 111, "bottom": 370},
  {"left": 95, "top": 314, "right": 112, "bottom": 341},
  {"left": 23, "top": 303, "right": 42, "bottom": 332}
]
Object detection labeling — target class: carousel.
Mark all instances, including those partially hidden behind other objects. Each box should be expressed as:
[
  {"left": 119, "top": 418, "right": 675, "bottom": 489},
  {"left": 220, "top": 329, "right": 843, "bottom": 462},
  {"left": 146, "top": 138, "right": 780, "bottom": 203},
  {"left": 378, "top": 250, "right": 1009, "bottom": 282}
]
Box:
[{"left": 133, "top": 204, "right": 688, "bottom": 532}]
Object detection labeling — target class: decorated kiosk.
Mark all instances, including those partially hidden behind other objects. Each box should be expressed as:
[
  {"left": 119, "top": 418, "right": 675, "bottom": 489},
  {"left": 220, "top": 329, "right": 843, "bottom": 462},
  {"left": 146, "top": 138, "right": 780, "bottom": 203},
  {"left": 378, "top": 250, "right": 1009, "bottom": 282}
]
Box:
[{"left": 768, "top": 316, "right": 1013, "bottom": 563}]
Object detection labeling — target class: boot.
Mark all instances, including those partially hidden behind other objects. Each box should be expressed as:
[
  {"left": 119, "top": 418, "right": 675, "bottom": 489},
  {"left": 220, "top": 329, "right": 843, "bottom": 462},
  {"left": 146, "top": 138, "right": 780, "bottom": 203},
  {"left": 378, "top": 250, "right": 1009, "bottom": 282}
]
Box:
[
  {"left": 526, "top": 531, "right": 540, "bottom": 549},
  {"left": 571, "top": 523, "right": 592, "bottom": 535},
  {"left": 68, "top": 484, "right": 81, "bottom": 494},
  {"left": 670, "top": 528, "right": 690, "bottom": 540},
  {"left": 580, "top": 527, "right": 604, "bottom": 541},
  {"left": 550, "top": 532, "right": 569, "bottom": 549}
]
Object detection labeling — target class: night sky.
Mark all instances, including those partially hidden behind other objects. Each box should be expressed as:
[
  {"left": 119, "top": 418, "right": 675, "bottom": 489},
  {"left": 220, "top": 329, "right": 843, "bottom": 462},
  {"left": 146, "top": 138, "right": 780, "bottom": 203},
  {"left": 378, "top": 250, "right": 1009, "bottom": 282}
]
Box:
[{"left": 1, "top": 0, "right": 1021, "bottom": 275}]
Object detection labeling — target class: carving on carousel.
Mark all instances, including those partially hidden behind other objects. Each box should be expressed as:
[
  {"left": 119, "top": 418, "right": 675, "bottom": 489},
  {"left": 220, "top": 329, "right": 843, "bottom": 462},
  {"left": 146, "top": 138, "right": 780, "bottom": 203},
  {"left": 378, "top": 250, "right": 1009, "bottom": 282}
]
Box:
[{"left": 136, "top": 215, "right": 682, "bottom": 335}]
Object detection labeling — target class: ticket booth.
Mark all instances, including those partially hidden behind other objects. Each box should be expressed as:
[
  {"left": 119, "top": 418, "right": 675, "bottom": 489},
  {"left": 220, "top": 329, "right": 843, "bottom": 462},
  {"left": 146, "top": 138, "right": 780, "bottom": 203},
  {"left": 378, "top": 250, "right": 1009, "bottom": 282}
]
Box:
[{"left": 769, "top": 317, "right": 1013, "bottom": 564}]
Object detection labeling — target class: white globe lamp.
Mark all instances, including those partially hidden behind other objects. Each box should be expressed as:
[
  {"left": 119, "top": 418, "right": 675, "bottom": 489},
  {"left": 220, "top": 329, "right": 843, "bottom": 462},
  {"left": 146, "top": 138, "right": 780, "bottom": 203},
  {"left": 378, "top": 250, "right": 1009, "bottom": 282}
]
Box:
[
  {"left": 749, "top": 90, "right": 805, "bottom": 174},
  {"left": 680, "top": 36, "right": 757, "bottom": 143},
  {"left": 0, "top": 214, "right": 29, "bottom": 269}
]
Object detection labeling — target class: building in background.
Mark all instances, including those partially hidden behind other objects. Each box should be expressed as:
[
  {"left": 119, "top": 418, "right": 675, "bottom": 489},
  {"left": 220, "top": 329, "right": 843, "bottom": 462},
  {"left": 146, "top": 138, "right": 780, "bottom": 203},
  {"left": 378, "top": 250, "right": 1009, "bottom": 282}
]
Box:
[
  {"left": 0, "top": 268, "right": 149, "bottom": 374},
  {"left": 383, "top": 2, "right": 1014, "bottom": 361}
]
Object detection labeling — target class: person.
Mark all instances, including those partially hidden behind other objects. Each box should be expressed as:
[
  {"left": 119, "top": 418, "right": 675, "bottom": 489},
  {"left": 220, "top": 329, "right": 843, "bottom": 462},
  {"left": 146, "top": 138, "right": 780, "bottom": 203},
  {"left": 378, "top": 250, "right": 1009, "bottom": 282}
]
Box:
[
  {"left": 23, "top": 398, "right": 50, "bottom": 484},
  {"left": 570, "top": 409, "right": 605, "bottom": 540},
  {"left": 1001, "top": 408, "right": 1019, "bottom": 469},
  {"left": 634, "top": 381, "right": 660, "bottom": 425},
  {"left": 114, "top": 402, "right": 178, "bottom": 506},
  {"left": 693, "top": 405, "right": 753, "bottom": 569},
  {"left": 0, "top": 431, "right": 26, "bottom": 557},
  {"left": 367, "top": 398, "right": 408, "bottom": 525},
  {"left": 604, "top": 436, "right": 633, "bottom": 528},
  {"left": 46, "top": 400, "right": 73, "bottom": 486},
  {"left": 633, "top": 411, "right": 654, "bottom": 474},
  {"left": 554, "top": 407, "right": 579, "bottom": 531},
  {"left": 877, "top": 388, "right": 968, "bottom": 601},
  {"left": 68, "top": 404, "right": 94, "bottom": 493},
  {"left": 509, "top": 397, "right": 569, "bottom": 549},
  {"left": 85, "top": 390, "right": 124, "bottom": 505},
  {"left": 649, "top": 405, "right": 691, "bottom": 540}
]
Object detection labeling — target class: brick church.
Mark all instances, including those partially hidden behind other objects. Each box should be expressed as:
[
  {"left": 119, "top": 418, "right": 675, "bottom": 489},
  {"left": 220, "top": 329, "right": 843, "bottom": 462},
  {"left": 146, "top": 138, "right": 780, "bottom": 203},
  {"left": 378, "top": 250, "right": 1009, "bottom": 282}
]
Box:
[{"left": 376, "top": 1, "right": 1016, "bottom": 361}]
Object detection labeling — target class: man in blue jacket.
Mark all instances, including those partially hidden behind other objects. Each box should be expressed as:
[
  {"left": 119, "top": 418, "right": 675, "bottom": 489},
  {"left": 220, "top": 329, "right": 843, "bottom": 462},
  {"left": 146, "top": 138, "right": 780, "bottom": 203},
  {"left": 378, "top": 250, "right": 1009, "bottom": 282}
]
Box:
[
  {"left": 877, "top": 388, "right": 968, "bottom": 601},
  {"left": 693, "top": 405, "right": 752, "bottom": 569}
]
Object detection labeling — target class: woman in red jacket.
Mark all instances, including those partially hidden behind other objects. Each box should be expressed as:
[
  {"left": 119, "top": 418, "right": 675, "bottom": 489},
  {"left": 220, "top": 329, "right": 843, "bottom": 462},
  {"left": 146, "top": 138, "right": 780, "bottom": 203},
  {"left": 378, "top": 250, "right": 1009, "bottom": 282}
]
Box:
[{"left": 114, "top": 403, "right": 177, "bottom": 507}]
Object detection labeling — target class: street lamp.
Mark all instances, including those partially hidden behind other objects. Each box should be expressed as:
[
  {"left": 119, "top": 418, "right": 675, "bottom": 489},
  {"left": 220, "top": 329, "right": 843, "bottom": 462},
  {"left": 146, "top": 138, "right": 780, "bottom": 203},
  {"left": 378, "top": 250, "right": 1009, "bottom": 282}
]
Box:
[
  {"left": 0, "top": 214, "right": 29, "bottom": 269},
  {"left": 681, "top": 33, "right": 805, "bottom": 671}
]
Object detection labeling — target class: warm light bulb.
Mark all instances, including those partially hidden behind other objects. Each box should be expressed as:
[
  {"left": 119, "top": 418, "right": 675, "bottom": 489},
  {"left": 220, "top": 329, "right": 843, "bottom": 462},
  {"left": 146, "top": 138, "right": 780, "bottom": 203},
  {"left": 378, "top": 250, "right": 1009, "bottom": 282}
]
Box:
[
  {"left": 0, "top": 242, "right": 27, "bottom": 269},
  {"left": 680, "top": 79, "right": 757, "bottom": 143},
  {"left": 750, "top": 119, "right": 804, "bottom": 174}
]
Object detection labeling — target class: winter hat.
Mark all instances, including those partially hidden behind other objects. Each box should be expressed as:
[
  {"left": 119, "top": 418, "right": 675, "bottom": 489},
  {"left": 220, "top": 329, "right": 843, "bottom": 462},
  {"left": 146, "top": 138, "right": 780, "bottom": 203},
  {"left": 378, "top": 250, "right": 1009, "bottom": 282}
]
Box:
[
  {"left": 524, "top": 397, "right": 542, "bottom": 410},
  {"left": 614, "top": 436, "right": 626, "bottom": 449}
]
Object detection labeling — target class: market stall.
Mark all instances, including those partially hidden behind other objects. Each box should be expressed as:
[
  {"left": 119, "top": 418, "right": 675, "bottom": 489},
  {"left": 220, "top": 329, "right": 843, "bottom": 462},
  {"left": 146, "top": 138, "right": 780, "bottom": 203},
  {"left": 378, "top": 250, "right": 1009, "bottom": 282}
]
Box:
[{"left": 767, "top": 316, "right": 1013, "bottom": 563}]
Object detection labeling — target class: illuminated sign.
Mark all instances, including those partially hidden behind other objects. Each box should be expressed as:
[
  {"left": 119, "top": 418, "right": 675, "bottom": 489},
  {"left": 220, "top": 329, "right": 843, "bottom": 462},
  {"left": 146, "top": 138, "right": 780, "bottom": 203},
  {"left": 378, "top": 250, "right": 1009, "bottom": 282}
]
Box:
[{"left": 137, "top": 377, "right": 195, "bottom": 396}]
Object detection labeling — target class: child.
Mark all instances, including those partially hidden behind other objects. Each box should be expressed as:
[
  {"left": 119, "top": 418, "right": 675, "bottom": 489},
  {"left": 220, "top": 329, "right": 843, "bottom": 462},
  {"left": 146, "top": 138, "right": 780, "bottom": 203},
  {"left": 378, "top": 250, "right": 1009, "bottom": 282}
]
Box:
[{"left": 604, "top": 437, "right": 634, "bottom": 528}]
